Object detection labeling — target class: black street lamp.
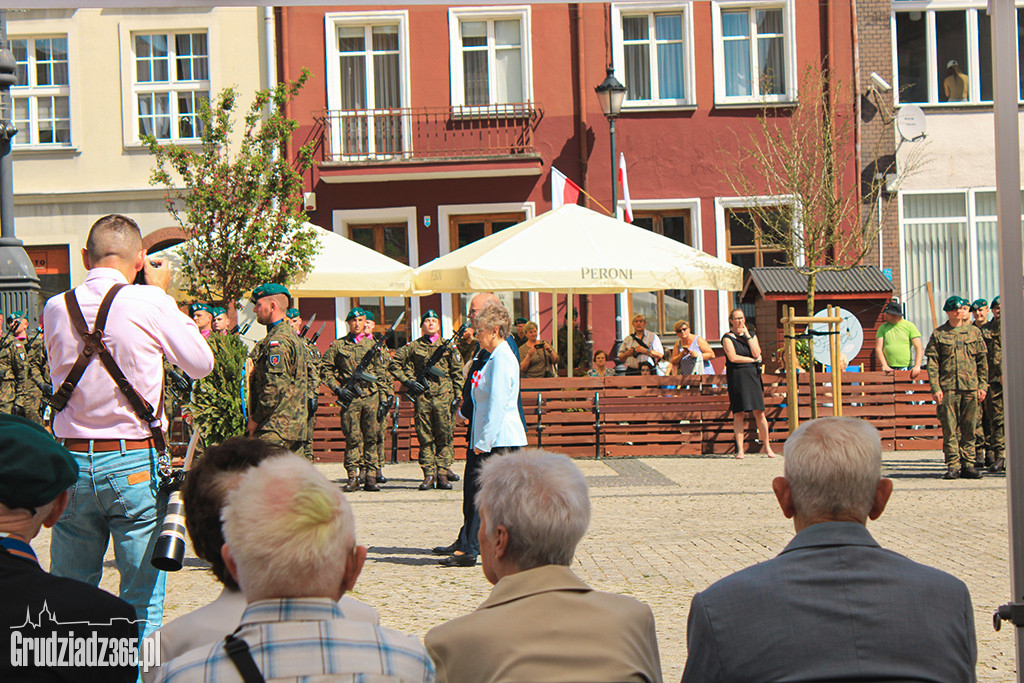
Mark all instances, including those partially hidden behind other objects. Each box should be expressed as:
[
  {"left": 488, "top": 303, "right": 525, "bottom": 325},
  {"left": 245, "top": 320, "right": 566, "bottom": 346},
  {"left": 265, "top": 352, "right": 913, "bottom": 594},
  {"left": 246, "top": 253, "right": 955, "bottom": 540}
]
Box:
[
  {"left": 0, "top": 11, "right": 38, "bottom": 321},
  {"left": 595, "top": 66, "right": 626, "bottom": 358}
]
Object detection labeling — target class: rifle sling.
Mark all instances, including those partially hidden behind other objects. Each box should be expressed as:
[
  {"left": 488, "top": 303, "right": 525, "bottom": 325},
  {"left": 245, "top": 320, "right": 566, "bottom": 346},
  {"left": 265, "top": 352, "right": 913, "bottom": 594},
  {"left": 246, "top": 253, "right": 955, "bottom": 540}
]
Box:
[{"left": 51, "top": 284, "right": 167, "bottom": 454}]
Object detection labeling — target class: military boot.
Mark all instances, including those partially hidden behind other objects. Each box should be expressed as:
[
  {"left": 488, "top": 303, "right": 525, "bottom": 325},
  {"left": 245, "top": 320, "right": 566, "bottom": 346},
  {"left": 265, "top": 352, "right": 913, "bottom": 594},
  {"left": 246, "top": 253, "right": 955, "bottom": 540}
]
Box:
[
  {"left": 990, "top": 455, "right": 1006, "bottom": 473},
  {"left": 435, "top": 470, "right": 453, "bottom": 490},
  {"left": 444, "top": 467, "right": 460, "bottom": 482},
  {"left": 342, "top": 474, "right": 360, "bottom": 492},
  {"left": 376, "top": 468, "right": 388, "bottom": 484},
  {"left": 418, "top": 473, "right": 435, "bottom": 490},
  {"left": 363, "top": 470, "right": 380, "bottom": 492}
]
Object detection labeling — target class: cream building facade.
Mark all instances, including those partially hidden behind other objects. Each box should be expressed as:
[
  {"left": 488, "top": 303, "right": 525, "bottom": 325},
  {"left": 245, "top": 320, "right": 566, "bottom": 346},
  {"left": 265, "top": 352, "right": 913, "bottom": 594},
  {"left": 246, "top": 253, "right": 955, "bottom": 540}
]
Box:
[{"left": 8, "top": 7, "right": 266, "bottom": 307}]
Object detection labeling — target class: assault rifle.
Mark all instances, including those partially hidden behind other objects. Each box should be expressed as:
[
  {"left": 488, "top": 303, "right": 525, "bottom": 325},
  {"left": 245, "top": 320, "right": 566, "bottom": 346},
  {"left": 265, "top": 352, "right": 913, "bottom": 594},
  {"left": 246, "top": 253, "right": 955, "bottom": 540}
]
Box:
[
  {"left": 335, "top": 312, "right": 405, "bottom": 409},
  {"left": 298, "top": 312, "right": 316, "bottom": 338},
  {"left": 310, "top": 322, "right": 328, "bottom": 344},
  {"left": 229, "top": 322, "right": 252, "bottom": 336},
  {"left": 403, "top": 322, "right": 468, "bottom": 398}
]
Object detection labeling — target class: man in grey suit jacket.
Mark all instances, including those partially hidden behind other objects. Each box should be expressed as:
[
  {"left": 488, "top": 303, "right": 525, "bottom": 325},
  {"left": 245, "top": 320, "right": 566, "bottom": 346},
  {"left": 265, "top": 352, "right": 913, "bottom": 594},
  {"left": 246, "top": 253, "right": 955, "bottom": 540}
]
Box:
[
  {"left": 681, "top": 417, "right": 976, "bottom": 683},
  {"left": 426, "top": 449, "right": 662, "bottom": 683}
]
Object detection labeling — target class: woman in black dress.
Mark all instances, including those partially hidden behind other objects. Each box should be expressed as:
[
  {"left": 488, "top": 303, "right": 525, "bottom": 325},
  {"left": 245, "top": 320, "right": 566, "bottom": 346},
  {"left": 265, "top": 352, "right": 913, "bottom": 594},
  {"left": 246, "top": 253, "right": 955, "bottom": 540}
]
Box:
[{"left": 722, "top": 309, "right": 777, "bottom": 459}]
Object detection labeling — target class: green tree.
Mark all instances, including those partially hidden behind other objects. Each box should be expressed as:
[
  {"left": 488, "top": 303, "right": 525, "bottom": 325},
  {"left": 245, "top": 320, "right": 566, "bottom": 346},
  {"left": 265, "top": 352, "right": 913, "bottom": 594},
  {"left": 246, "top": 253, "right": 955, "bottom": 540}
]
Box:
[{"left": 146, "top": 70, "right": 320, "bottom": 305}]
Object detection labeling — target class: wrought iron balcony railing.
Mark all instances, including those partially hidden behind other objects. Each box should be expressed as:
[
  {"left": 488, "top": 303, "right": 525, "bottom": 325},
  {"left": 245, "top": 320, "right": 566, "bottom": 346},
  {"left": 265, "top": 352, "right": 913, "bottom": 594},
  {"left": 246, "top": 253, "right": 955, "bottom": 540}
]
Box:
[{"left": 319, "top": 103, "right": 543, "bottom": 163}]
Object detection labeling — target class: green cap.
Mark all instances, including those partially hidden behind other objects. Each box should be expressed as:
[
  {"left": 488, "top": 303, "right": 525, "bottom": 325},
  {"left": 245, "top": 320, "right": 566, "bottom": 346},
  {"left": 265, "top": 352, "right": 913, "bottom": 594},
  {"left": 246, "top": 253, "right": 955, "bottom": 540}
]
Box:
[
  {"left": 421, "top": 309, "right": 440, "bottom": 324},
  {"left": 210, "top": 307, "right": 227, "bottom": 317},
  {"left": 0, "top": 414, "right": 78, "bottom": 512},
  {"left": 6, "top": 310, "right": 24, "bottom": 323},
  {"left": 992, "top": 296, "right": 1001, "bottom": 307},
  {"left": 970, "top": 298, "right": 987, "bottom": 311},
  {"left": 514, "top": 317, "right": 528, "bottom": 325},
  {"left": 363, "top": 310, "right": 375, "bottom": 322},
  {"left": 943, "top": 296, "right": 968, "bottom": 312},
  {"left": 251, "top": 283, "right": 290, "bottom": 303},
  {"left": 286, "top": 308, "right": 301, "bottom": 319},
  {"left": 189, "top": 303, "right": 212, "bottom": 316},
  {"left": 345, "top": 308, "right": 365, "bottom": 322}
]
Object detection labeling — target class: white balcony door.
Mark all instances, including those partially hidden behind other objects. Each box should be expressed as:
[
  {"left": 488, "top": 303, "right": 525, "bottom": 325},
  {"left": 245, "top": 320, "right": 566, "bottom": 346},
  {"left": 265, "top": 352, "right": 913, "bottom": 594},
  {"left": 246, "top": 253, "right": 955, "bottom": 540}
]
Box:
[{"left": 336, "top": 24, "right": 404, "bottom": 159}]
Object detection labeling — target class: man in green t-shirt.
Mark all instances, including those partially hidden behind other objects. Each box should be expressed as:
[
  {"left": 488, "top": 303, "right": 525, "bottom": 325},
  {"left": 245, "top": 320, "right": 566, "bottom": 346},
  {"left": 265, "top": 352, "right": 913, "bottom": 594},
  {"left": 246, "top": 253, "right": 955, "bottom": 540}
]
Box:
[{"left": 875, "top": 301, "right": 923, "bottom": 377}]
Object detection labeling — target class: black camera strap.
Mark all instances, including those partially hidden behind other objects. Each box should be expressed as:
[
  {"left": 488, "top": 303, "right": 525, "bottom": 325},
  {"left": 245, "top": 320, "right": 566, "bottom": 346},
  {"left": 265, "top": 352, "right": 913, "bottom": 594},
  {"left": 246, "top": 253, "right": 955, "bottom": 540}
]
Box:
[{"left": 224, "top": 633, "right": 266, "bottom": 683}]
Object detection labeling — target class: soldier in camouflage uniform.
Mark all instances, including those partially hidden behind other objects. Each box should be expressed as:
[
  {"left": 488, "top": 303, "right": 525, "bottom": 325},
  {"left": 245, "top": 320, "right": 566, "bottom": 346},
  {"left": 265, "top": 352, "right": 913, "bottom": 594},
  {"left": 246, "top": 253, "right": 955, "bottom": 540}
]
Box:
[
  {"left": 246, "top": 284, "right": 308, "bottom": 451},
  {"left": 970, "top": 298, "right": 991, "bottom": 462},
  {"left": 982, "top": 296, "right": 1004, "bottom": 472},
  {"left": 390, "top": 310, "right": 463, "bottom": 490},
  {"left": 288, "top": 307, "right": 322, "bottom": 461},
  {"left": 925, "top": 296, "right": 988, "bottom": 479},
  {"left": 362, "top": 311, "right": 393, "bottom": 483},
  {"left": 322, "top": 308, "right": 388, "bottom": 492},
  {"left": 20, "top": 321, "right": 50, "bottom": 425},
  {"left": 557, "top": 309, "right": 590, "bottom": 376},
  {"left": 0, "top": 313, "right": 27, "bottom": 416}
]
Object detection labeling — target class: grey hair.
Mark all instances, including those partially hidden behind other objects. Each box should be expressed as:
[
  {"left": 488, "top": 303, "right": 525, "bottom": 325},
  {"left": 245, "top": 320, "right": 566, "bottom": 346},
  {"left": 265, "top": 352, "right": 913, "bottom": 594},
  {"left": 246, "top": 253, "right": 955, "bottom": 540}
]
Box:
[
  {"left": 475, "top": 449, "right": 590, "bottom": 570},
  {"left": 472, "top": 302, "right": 511, "bottom": 339},
  {"left": 222, "top": 453, "right": 356, "bottom": 601},
  {"left": 783, "top": 417, "right": 882, "bottom": 520}
]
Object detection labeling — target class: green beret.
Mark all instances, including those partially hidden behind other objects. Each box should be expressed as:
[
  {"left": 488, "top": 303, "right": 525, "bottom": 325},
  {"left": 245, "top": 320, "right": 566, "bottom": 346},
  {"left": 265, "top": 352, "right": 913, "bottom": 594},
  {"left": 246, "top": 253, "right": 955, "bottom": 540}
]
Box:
[
  {"left": 5, "top": 310, "right": 24, "bottom": 323},
  {"left": 0, "top": 414, "right": 78, "bottom": 512},
  {"left": 943, "top": 296, "right": 968, "bottom": 312},
  {"left": 421, "top": 309, "right": 440, "bottom": 324},
  {"left": 286, "top": 308, "right": 301, "bottom": 319},
  {"left": 514, "top": 317, "right": 528, "bottom": 325},
  {"left": 992, "top": 296, "right": 1001, "bottom": 307},
  {"left": 345, "top": 308, "right": 365, "bottom": 322},
  {"left": 210, "top": 307, "right": 227, "bottom": 317},
  {"left": 970, "top": 298, "right": 987, "bottom": 311},
  {"left": 251, "top": 283, "right": 290, "bottom": 303},
  {"left": 189, "top": 303, "right": 212, "bottom": 316},
  {"left": 363, "top": 310, "right": 375, "bottom": 322}
]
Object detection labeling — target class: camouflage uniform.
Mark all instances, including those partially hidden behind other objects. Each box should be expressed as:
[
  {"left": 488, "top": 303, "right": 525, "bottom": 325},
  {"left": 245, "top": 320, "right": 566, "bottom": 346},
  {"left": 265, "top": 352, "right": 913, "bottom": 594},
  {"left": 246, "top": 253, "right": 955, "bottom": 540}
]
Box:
[
  {"left": 456, "top": 336, "right": 477, "bottom": 371},
  {"left": 982, "top": 317, "right": 1004, "bottom": 466},
  {"left": 248, "top": 320, "right": 308, "bottom": 451},
  {"left": 322, "top": 334, "right": 387, "bottom": 479},
  {"left": 973, "top": 320, "right": 990, "bottom": 457},
  {"left": 389, "top": 334, "right": 462, "bottom": 480},
  {"left": 0, "top": 336, "right": 27, "bottom": 416},
  {"left": 925, "top": 322, "right": 988, "bottom": 470},
  {"left": 372, "top": 340, "right": 394, "bottom": 476},
  {"left": 303, "top": 338, "right": 322, "bottom": 461},
  {"left": 19, "top": 332, "right": 50, "bottom": 424}
]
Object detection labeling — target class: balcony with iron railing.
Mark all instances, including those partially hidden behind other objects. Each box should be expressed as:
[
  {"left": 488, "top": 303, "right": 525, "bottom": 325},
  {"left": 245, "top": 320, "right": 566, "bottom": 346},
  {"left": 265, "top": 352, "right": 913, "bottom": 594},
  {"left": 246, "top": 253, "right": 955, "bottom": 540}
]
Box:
[{"left": 317, "top": 103, "right": 543, "bottom": 164}]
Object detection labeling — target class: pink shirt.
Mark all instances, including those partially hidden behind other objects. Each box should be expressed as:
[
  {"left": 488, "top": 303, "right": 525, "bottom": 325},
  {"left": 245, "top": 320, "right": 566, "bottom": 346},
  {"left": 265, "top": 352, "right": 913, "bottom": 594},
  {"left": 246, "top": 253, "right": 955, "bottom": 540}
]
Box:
[{"left": 45, "top": 268, "right": 215, "bottom": 439}]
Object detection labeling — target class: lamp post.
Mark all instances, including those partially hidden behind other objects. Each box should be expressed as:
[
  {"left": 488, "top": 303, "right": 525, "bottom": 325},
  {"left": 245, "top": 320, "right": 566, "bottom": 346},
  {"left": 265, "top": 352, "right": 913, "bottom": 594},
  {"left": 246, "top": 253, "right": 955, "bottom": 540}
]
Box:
[
  {"left": 595, "top": 66, "right": 626, "bottom": 357},
  {"left": 0, "top": 11, "right": 39, "bottom": 322}
]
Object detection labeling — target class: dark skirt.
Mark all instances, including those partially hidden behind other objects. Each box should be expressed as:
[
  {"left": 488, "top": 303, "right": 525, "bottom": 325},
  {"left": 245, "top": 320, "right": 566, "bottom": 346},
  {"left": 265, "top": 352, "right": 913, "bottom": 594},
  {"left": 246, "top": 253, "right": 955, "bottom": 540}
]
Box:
[{"left": 726, "top": 363, "right": 765, "bottom": 413}]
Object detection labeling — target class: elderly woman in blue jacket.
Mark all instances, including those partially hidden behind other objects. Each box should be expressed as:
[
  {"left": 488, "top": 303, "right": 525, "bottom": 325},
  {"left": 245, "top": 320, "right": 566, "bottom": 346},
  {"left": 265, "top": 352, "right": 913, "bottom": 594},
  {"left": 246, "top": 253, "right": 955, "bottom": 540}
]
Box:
[{"left": 440, "top": 302, "right": 527, "bottom": 568}]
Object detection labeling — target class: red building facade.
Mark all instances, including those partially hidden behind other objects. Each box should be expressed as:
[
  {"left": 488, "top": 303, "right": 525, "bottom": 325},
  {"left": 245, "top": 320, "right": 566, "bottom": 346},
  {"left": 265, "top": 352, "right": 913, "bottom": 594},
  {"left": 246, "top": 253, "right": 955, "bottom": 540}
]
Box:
[{"left": 278, "top": 1, "right": 857, "bottom": 357}]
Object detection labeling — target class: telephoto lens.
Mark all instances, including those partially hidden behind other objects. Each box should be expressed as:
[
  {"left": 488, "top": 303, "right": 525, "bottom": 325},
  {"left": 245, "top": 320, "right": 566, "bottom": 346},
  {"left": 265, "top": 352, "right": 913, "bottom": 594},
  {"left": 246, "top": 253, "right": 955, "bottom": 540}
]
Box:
[{"left": 151, "top": 490, "right": 187, "bottom": 571}]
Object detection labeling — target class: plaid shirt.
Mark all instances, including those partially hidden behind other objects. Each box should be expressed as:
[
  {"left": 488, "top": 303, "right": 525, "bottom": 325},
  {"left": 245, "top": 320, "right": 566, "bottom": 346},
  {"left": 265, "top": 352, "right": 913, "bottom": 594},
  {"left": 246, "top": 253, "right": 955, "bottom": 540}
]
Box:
[{"left": 155, "top": 598, "right": 435, "bottom": 683}]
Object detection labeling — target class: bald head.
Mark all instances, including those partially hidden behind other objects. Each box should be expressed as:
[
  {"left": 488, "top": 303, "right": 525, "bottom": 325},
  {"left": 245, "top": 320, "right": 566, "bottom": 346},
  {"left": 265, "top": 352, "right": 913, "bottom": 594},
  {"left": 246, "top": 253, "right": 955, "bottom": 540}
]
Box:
[
  {"left": 85, "top": 215, "right": 143, "bottom": 266},
  {"left": 469, "top": 293, "right": 501, "bottom": 322}
]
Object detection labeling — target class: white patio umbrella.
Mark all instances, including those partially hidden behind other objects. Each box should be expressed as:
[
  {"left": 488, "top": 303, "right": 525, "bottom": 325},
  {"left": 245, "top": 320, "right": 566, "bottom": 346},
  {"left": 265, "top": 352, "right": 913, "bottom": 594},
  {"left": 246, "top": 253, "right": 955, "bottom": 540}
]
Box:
[
  {"left": 155, "top": 223, "right": 418, "bottom": 299},
  {"left": 413, "top": 204, "right": 743, "bottom": 369}
]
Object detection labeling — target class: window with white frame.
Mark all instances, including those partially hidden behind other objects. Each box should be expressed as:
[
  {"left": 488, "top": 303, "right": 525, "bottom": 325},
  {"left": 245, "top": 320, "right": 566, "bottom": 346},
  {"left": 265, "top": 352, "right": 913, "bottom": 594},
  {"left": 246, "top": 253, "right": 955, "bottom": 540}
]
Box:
[
  {"left": 712, "top": 2, "right": 794, "bottom": 103},
  {"left": 612, "top": 5, "right": 693, "bottom": 107},
  {"left": 326, "top": 13, "right": 408, "bottom": 160},
  {"left": 132, "top": 32, "right": 209, "bottom": 142},
  {"left": 449, "top": 7, "right": 532, "bottom": 109},
  {"left": 899, "top": 190, "right": 1024, "bottom": 333},
  {"left": 892, "top": 5, "right": 1009, "bottom": 104},
  {"left": 11, "top": 36, "right": 70, "bottom": 146}
]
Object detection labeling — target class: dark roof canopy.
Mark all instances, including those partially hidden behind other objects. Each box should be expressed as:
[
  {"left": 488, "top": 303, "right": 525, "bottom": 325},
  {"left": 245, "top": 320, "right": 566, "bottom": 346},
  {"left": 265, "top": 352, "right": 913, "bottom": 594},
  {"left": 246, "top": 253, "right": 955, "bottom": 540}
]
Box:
[{"left": 742, "top": 266, "right": 893, "bottom": 301}]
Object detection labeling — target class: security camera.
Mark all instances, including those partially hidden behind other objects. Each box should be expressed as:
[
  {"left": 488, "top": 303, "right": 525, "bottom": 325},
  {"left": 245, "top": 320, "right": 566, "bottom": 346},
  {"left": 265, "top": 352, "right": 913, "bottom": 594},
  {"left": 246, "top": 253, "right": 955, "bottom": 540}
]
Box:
[{"left": 870, "top": 72, "right": 892, "bottom": 92}]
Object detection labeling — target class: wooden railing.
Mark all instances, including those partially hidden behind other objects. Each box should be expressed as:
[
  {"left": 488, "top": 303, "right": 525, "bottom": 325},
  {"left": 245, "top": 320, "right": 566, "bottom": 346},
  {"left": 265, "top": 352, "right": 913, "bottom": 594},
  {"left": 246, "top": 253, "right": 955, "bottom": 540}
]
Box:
[{"left": 311, "top": 370, "right": 941, "bottom": 462}]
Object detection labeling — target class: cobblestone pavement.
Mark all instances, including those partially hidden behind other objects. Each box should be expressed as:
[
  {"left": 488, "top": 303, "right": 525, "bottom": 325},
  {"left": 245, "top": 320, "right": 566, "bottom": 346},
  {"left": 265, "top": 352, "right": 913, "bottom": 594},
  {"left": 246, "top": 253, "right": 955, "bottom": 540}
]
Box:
[{"left": 35, "top": 449, "right": 1017, "bottom": 682}]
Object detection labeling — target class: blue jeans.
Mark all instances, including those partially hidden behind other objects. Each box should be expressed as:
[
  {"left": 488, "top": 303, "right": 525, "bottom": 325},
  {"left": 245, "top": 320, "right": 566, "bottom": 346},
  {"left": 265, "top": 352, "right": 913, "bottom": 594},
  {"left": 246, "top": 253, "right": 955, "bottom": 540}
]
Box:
[{"left": 50, "top": 444, "right": 166, "bottom": 638}]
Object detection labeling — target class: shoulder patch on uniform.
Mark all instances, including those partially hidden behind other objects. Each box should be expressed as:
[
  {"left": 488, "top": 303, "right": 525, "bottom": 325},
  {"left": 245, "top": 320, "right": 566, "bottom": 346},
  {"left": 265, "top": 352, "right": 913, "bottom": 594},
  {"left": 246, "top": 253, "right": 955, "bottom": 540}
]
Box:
[
  {"left": 269, "top": 340, "right": 280, "bottom": 347},
  {"left": 269, "top": 353, "right": 281, "bottom": 367}
]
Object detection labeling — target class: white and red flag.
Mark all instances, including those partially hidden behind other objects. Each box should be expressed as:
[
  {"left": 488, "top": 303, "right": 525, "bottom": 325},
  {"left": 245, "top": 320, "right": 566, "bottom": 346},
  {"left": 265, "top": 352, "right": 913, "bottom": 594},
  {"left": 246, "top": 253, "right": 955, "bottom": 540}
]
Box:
[
  {"left": 618, "top": 153, "right": 634, "bottom": 223},
  {"left": 550, "top": 166, "right": 581, "bottom": 210}
]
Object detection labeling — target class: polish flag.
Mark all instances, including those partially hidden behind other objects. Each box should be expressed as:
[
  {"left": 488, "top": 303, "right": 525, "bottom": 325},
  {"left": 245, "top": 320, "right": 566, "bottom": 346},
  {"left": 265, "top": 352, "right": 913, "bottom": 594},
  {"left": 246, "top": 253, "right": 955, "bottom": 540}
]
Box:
[
  {"left": 551, "top": 167, "right": 581, "bottom": 210},
  {"left": 618, "top": 153, "right": 634, "bottom": 223}
]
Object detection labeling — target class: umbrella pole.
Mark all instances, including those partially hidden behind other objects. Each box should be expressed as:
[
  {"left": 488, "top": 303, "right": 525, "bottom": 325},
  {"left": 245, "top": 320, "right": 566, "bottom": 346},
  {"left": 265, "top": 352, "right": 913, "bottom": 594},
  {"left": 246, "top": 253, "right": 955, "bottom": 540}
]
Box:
[
  {"left": 568, "top": 291, "right": 574, "bottom": 376},
  {"left": 552, "top": 293, "right": 559, "bottom": 359}
]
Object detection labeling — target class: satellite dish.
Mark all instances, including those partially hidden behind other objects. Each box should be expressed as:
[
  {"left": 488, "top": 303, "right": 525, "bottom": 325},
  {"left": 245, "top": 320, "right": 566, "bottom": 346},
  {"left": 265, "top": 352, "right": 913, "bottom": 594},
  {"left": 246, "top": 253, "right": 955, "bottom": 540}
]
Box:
[
  {"left": 896, "top": 105, "right": 927, "bottom": 141},
  {"left": 809, "top": 308, "right": 864, "bottom": 368}
]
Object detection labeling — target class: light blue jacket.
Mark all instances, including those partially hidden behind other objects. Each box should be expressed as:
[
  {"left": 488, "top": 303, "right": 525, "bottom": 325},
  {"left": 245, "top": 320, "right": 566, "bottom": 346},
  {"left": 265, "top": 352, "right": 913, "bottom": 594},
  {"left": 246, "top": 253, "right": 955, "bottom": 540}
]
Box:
[{"left": 470, "top": 340, "right": 528, "bottom": 453}]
